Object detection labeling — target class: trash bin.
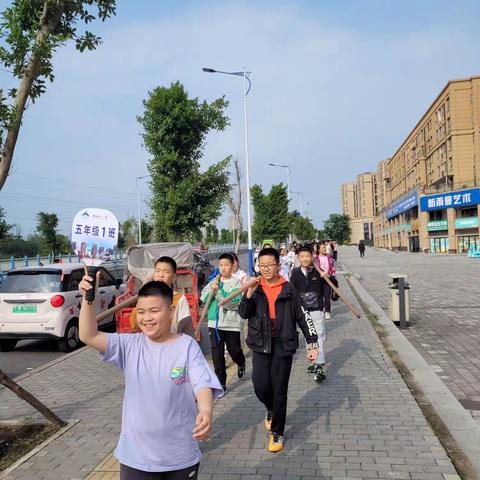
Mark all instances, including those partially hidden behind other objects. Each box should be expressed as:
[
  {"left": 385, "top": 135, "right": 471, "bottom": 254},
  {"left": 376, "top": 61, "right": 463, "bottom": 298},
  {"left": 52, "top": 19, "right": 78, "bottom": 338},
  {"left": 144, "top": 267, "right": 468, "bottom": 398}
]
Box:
[{"left": 388, "top": 274, "right": 410, "bottom": 324}]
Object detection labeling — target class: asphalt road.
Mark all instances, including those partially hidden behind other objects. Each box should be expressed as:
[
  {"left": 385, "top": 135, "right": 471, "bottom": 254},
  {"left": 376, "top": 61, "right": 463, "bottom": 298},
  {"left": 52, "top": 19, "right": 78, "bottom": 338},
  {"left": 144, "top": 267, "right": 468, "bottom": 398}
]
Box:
[{"left": 1, "top": 252, "right": 250, "bottom": 379}]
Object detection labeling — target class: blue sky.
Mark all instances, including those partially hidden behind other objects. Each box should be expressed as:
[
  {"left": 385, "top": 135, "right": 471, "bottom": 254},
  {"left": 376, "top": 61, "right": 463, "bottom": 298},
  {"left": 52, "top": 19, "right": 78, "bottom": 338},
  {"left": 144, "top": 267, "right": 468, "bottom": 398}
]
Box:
[{"left": 1, "top": 0, "right": 480, "bottom": 237}]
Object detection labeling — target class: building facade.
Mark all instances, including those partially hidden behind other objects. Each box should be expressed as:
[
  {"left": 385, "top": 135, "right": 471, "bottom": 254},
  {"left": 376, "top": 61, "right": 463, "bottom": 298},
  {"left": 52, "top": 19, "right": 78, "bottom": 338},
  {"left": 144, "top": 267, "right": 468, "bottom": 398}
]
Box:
[{"left": 347, "top": 75, "right": 480, "bottom": 253}]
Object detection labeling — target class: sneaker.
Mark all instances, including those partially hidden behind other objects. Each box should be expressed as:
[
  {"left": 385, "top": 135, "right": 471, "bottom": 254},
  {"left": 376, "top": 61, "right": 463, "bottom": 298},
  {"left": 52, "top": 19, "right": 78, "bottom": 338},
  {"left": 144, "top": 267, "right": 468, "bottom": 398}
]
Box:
[
  {"left": 264, "top": 411, "right": 273, "bottom": 431},
  {"left": 268, "top": 432, "right": 284, "bottom": 453},
  {"left": 306, "top": 364, "right": 316, "bottom": 373},
  {"left": 238, "top": 363, "right": 246, "bottom": 379},
  {"left": 325, "top": 312, "right": 331, "bottom": 319},
  {"left": 314, "top": 364, "right": 326, "bottom": 383}
]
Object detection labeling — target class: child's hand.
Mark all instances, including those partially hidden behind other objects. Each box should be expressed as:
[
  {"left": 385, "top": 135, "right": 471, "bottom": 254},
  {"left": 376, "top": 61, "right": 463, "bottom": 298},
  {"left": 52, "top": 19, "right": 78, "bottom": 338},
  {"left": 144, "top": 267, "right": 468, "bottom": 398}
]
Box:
[
  {"left": 193, "top": 411, "right": 212, "bottom": 441},
  {"left": 211, "top": 280, "right": 219, "bottom": 294},
  {"left": 246, "top": 278, "right": 260, "bottom": 298},
  {"left": 307, "top": 348, "right": 318, "bottom": 363},
  {"left": 79, "top": 268, "right": 100, "bottom": 300}
]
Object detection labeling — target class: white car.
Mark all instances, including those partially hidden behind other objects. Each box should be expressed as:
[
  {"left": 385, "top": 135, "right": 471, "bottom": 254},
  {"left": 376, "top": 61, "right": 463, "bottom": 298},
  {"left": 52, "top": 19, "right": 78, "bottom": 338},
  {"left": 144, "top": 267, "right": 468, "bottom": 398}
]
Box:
[{"left": 0, "top": 263, "right": 123, "bottom": 352}]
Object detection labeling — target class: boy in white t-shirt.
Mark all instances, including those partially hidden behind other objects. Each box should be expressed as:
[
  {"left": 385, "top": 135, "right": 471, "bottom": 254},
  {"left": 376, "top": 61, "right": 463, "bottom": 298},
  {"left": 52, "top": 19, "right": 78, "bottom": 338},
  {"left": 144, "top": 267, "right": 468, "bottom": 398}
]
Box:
[{"left": 79, "top": 274, "right": 222, "bottom": 479}]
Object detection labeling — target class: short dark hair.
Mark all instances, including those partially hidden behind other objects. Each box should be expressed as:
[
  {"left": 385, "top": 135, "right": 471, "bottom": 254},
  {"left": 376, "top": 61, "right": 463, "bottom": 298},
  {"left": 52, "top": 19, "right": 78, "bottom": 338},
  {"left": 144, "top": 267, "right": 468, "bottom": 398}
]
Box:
[
  {"left": 154, "top": 256, "right": 177, "bottom": 273},
  {"left": 297, "top": 244, "right": 313, "bottom": 255},
  {"left": 230, "top": 252, "right": 239, "bottom": 263},
  {"left": 218, "top": 253, "right": 234, "bottom": 264},
  {"left": 138, "top": 281, "right": 173, "bottom": 305},
  {"left": 258, "top": 247, "right": 280, "bottom": 263}
]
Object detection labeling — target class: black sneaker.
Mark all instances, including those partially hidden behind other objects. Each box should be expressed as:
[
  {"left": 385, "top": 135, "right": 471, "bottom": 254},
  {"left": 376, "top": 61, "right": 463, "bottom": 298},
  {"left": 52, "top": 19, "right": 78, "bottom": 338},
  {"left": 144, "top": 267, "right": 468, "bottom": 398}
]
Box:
[
  {"left": 306, "top": 364, "right": 316, "bottom": 373},
  {"left": 314, "top": 364, "right": 326, "bottom": 383},
  {"left": 238, "top": 363, "right": 246, "bottom": 379}
]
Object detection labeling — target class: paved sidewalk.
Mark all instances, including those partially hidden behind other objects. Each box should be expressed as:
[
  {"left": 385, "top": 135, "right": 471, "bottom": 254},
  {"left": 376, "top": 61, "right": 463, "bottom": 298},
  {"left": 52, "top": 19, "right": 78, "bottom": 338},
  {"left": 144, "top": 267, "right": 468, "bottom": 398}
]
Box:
[
  {"left": 1, "top": 275, "right": 460, "bottom": 480},
  {"left": 339, "top": 246, "right": 480, "bottom": 426}
]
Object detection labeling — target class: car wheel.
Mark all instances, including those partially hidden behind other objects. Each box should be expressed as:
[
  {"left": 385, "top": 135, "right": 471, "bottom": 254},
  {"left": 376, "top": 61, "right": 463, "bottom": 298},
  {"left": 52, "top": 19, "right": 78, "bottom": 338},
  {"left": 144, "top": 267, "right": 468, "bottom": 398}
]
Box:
[
  {"left": 0, "top": 339, "right": 17, "bottom": 352},
  {"left": 58, "top": 319, "right": 81, "bottom": 353}
]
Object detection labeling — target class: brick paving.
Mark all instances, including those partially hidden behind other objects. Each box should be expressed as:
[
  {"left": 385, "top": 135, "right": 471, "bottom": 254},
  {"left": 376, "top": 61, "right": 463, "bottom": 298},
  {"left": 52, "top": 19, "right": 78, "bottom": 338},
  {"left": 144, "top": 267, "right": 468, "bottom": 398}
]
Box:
[
  {"left": 0, "top": 275, "right": 460, "bottom": 479},
  {"left": 339, "top": 245, "right": 480, "bottom": 426}
]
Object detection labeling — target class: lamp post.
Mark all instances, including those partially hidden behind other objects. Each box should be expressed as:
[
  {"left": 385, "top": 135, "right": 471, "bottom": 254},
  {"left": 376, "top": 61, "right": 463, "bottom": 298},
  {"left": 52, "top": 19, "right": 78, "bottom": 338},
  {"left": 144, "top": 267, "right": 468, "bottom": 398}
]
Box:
[
  {"left": 136, "top": 175, "right": 149, "bottom": 244},
  {"left": 290, "top": 191, "right": 304, "bottom": 216},
  {"left": 268, "top": 163, "right": 291, "bottom": 206},
  {"left": 203, "top": 67, "right": 254, "bottom": 275}
]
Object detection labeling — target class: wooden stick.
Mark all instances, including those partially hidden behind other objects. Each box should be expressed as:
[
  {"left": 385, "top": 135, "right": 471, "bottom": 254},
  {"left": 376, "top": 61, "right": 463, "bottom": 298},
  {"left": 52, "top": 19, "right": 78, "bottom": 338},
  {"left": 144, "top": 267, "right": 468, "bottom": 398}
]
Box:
[
  {"left": 96, "top": 294, "right": 138, "bottom": 324},
  {"left": 194, "top": 276, "right": 221, "bottom": 338},
  {"left": 312, "top": 260, "right": 361, "bottom": 318},
  {"left": 218, "top": 278, "right": 258, "bottom": 307}
]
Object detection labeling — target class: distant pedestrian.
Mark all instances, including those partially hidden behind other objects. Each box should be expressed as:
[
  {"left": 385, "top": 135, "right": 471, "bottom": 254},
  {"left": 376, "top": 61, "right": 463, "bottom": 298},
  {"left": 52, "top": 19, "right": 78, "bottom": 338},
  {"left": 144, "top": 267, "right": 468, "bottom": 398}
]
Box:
[
  {"left": 314, "top": 243, "right": 336, "bottom": 319},
  {"left": 279, "top": 247, "right": 292, "bottom": 280},
  {"left": 79, "top": 276, "right": 222, "bottom": 480},
  {"left": 231, "top": 252, "right": 248, "bottom": 286},
  {"left": 359, "top": 241, "right": 366, "bottom": 258},
  {"left": 239, "top": 247, "right": 319, "bottom": 453},
  {"left": 330, "top": 241, "right": 338, "bottom": 261}
]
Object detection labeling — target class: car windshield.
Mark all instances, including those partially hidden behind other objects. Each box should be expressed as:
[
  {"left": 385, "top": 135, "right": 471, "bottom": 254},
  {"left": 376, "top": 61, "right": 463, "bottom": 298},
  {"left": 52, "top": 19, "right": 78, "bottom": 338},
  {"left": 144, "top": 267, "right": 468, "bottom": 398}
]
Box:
[{"left": 1, "top": 270, "right": 63, "bottom": 293}]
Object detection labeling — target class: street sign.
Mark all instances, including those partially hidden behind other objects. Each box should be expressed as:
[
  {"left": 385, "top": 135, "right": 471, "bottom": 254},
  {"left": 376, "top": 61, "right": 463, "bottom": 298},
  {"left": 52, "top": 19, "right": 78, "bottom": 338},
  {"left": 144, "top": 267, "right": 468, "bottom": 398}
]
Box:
[{"left": 71, "top": 208, "right": 119, "bottom": 303}]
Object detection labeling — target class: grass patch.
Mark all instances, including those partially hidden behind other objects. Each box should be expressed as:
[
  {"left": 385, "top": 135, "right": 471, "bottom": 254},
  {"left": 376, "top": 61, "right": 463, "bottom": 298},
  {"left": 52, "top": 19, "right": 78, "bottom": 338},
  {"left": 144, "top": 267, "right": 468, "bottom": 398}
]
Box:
[{"left": 0, "top": 423, "right": 60, "bottom": 472}]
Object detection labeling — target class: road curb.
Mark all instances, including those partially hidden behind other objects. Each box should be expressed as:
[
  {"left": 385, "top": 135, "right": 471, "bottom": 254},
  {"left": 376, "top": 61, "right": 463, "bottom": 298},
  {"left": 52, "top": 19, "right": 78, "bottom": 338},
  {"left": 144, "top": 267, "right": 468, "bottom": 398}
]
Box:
[{"left": 345, "top": 272, "right": 480, "bottom": 479}]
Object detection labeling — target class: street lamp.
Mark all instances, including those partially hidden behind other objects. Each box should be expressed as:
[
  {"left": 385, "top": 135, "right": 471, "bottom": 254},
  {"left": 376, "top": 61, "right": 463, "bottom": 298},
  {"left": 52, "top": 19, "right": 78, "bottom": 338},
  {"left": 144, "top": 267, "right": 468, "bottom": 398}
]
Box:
[
  {"left": 203, "top": 66, "right": 254, "bottom": 275},
  {"left": 268, "top": 163, "right": 291, "bottom": 206},
  {"left": 136, "top": 175, "right": 149, "bottom": 244},
  {"left": 290, "top": 191, "right": 304, "bottom": 216}
]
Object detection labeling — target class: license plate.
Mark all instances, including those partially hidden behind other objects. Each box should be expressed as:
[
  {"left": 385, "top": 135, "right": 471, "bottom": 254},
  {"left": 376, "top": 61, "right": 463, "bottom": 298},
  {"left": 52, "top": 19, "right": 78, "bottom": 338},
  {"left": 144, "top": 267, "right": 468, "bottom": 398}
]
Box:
[{"left": 12, "top": 305, "right": 38, "bottom": 314}]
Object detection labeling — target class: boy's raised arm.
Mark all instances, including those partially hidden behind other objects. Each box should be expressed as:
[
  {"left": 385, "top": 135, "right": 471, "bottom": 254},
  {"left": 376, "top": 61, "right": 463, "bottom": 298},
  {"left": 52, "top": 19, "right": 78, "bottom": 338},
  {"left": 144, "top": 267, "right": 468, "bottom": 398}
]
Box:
[{"left": 78, "top": 270, "right": 107, "bottom": 353}]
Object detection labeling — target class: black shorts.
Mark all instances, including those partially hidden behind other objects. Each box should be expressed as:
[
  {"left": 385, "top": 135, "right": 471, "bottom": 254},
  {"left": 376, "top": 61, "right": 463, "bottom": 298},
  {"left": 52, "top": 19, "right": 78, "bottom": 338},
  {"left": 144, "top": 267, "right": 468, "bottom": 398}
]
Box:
[{"left": 120, "top": 463, "right": 199, "bottom": 480}]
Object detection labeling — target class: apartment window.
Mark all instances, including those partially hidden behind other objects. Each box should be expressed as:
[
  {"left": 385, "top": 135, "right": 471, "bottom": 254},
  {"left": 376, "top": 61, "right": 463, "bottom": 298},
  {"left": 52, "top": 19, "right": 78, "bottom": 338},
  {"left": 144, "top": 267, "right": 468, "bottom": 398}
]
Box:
[
  {"left": 446, "top": 97, "right": 450, "bottom": 111},
  {"left": 461, "top": 207, "right": 477, "bottom": 218}
]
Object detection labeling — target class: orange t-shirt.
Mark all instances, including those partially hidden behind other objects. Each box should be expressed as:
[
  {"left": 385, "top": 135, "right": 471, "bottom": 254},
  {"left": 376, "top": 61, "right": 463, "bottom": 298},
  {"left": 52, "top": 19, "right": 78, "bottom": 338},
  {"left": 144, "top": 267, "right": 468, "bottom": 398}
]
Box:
[{"left": 259, "top": 276, "right": 286, "bottom": 319}]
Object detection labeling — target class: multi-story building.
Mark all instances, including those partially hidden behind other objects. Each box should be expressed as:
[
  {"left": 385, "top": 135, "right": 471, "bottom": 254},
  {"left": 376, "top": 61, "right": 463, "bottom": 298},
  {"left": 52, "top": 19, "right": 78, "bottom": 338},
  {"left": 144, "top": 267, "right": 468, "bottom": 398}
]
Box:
[
  {"left": 341, "top": 174, "right": 377, "bottom": 244},
  {"left": 370, "top": 75, "right": 480, "bottom": 253},
  {"left": 341, "top": 183, "right": 356, "bottom": 219}
]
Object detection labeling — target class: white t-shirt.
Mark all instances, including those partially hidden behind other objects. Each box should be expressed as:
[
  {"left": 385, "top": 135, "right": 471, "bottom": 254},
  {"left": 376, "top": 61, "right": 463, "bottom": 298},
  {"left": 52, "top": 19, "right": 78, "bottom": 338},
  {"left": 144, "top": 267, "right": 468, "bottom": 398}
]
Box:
[{"left": 233, "top": 268, "right": 248, "bottom": 286}]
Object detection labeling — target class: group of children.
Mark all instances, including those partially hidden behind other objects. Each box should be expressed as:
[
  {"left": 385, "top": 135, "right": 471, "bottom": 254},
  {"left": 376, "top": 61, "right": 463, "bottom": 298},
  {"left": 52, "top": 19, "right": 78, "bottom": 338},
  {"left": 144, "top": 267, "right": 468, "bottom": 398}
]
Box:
[{"left": 78, "top": 243, "right": 339, "bottom": 479}]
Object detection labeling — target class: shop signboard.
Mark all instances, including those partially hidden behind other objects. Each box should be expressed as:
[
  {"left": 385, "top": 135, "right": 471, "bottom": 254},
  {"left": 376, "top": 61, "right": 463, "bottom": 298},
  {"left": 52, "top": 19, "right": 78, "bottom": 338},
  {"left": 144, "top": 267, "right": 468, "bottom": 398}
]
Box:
[
  {"left": 455, "top": 217, "right": 479, "bottom": 229},
  {"left": 420, "top": 187, "right": 480, "bottom": 212},
  {"left": 387, "top": 189, "right": 418, "bottom": 219},
  {"left": 427, "top": 220, "right": 448, "bottom": 231}
]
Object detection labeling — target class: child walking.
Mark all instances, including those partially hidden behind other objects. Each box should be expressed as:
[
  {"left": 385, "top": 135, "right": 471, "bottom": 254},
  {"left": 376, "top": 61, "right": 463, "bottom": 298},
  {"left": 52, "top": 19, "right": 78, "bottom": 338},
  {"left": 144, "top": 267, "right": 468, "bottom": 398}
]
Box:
[
  {"left": 290, "top": 244, "right": 328, "bottom": 382},
  {"left": 200, "top": 253, "right": 246, "bottom": 392},
  {"left": 79, "top": 273, "right": 222, "bottom": 480},
  {"left": 238, "top": 247, "right": 318, "bottom": 453}
]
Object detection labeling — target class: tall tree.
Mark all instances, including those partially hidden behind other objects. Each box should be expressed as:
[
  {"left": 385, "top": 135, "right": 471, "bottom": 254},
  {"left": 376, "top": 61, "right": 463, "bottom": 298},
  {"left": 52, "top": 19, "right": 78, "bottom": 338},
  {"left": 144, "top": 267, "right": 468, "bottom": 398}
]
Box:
[
  {"left": 138, "top": 81, "right": 231, "bottom": 242},
  {"left": 36, "top": 211, "right": 60, "bottom": 255},
  {"left": 0, "top": 206, "right": 12, "bottom": 240},
  {"left": 226, "top": 158, "right": 243, "bottom": 254},
  {"left": 205, "top": 224, "right": 219, "bottom": 244},
  {"left": 323, "top": 214, "right": 351, "bottom": 244},
  {"left": 0, "top": 1, "right": 116, "bottom": 189},
  {"left": 289, "top": 214, "right": 316, "bottom": 241},
  {"left": 251, "top": 183, "right": 289, "bottom": 243},
  {"left": 220, "top": 228, "right": 233, "bottom": 244},
  {"left": 118, "top": 217, "right": 138, "bottom": 250}
]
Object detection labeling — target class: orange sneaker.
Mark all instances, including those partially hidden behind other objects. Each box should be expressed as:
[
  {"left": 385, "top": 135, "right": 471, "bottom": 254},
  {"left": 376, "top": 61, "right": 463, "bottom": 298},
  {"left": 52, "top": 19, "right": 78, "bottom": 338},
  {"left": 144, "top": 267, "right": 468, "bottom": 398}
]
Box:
[{"left": 268, "top": 432, "right": 284, "bottom": 453}]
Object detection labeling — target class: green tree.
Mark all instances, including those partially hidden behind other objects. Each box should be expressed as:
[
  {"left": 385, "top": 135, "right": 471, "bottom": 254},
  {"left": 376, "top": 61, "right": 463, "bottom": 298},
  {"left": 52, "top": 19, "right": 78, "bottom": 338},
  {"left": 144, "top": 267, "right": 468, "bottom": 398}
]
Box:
[
  {"left": 118, "top": 217, "right": 138, "bottom": 250},
  {"left": 141, "top": 218, "right": 154, "bottom": 244},
  {"left": 138, "top": 81, "right": 231, "bottom": 241},
  {"left": 0, "top": 1, "right": 117, "bottom": 190},
  {"left": 36, "top": 212, "right": 61, "bottom": 255},
  {"left": 316, "top": 229, "right": 326, "bottom": 240},
  {"left": 220, "top": 228, "right": 233, "bottom": 244},
  {"left": 290, "top": 214, "right": 316, "bottom": 241},
  {"left": 323, "top": 214, "right": 351, "bottom": 244},
  {"left": 251, "top": 183, "right": 289, "bottom": 243},
  {"left": 205, "top": 224, "right": 219, "bottom": 244},
  {"left": 0, "top": 206, "right": 12, "bottom": 240}
]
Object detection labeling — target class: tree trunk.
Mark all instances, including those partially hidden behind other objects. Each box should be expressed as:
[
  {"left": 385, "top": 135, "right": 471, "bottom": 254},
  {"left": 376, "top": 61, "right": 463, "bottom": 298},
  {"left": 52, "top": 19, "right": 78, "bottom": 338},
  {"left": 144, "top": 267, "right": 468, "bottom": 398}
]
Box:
[
  {"left": 0, "top": 368, "right": 66, "bottom": 428},
  {"left": 227, "top": 158, "right": 243, "bottom": 255},
  {"left": 0, "top": 2, "right": 63, "bottom": 190}
]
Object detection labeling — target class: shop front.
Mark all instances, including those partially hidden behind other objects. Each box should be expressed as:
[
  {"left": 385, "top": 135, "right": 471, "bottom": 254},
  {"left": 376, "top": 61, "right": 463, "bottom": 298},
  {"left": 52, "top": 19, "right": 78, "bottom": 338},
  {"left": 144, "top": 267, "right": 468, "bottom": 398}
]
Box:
[
  {"left": 420, "top": 187, "right": 480, "bottom": 254},
  {"left": 386, "top": 189, "right": 419, "bottom": 251}
]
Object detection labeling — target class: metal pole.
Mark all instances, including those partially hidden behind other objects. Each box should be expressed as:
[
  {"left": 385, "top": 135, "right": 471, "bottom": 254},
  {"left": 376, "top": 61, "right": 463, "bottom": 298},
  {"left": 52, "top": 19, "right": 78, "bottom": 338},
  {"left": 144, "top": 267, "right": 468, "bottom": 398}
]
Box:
[
  {"left": 398, "top": 277, "right": 406, "bottom": 329},
  {"left": 287, "top": 166, "right": 291, "bottom": 206},
  {"left": 243, "top": 69, "right": 254, "bottom": 276},
  {"left": 136, "top": 177, "right": 142, "bottom": 245}
]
